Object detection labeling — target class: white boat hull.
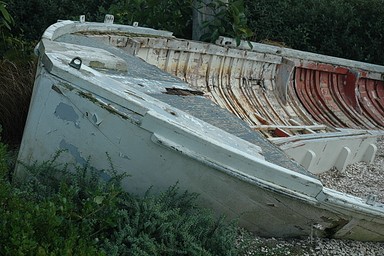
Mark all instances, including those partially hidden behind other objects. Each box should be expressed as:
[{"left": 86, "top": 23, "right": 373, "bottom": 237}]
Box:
[{"left": 17, "top": 19, "right": 384, "bottom": 241}]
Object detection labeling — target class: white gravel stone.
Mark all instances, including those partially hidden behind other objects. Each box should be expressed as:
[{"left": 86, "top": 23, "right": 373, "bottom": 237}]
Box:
[
  {"left": 244, "top": 136, "right": 384, "bottom": 255},
  {"left": 318, "top": 136, "right": 384, "bottom": 203}
]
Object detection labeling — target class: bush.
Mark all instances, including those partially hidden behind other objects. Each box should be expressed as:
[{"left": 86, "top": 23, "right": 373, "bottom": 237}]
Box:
[
  {"left": 5, "top": 0, "right": 384, "bottom": 64},
  {"left": 107, "top": 0, "right": 252, "bottom": 42},
  {"left": 0, "top": 3, "right": 37, "bottom": 144},
  {"left": 6, "top": 0, "right": 114, "bottom": 42},
  {"left": 244, "top": 0, "right": 384, "bottom": 65},
  {"left": 0, "top": 1, "right": 12, "bottom": 30},
  {"left": 0, "top": 152, "right": 248, "bottom": 255},
  {"left": 198, "top": 0, "right": 253, "bottom": 44},
  {"left": 6, "top": 0, "right": 250, "bottom": 42},
  {"left": 105, "top": 0, "right": 193, "bottom": 39},
  {"left": 0, "top": 1, "right": 34, "bottom": 59}
]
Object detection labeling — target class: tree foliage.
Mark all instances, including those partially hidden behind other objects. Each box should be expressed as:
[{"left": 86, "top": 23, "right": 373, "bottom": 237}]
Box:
[
  {"left": 198, "top": 0, "right": 253, "bottom": 44},
  {"left": 244, "top": 0, "right": 384, "bottom": 65},
  {"left": 6, "top": 0, "right": 114, "bottom": 42},
  {"left": 3, "top": 0, "right": 384, "bottom": 64},
  {"left": 106, "top": 0, "right": 194, "bottom": 38},
  {"left": 0, "top": 1, "right": 13, "bottom": 30},
  {"left": 0, "top": 1, "right": 34, "bottom": 60}
]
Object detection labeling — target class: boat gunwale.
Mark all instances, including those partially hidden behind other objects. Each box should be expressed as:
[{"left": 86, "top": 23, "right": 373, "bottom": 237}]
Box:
[{"left": 216, "top": 36, "right": 384, "bottom": 79}]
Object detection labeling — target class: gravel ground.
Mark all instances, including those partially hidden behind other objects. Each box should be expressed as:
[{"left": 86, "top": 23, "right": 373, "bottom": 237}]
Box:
[
  {"left": 242, "top": 235, "right": 384, "bottom": 255},
  {"left": 318, "top": 136, "right": 384, "bottom": 203},
  {"left": 244, "top": 136, "right": 384, "bottom": 255}
]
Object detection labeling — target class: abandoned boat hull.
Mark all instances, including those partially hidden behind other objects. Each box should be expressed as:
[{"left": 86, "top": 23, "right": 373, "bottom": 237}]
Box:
[
  {"left": 17, "top": 19, "right": 384, "bottom": 241},
  {"left": 120, "top": 35, "right": 383, "bottom": 173}
]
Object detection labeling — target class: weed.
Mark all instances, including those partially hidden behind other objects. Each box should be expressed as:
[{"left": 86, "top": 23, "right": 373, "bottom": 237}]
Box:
[{"left": 0, "top": 59, "right": 36, "bottom": 144}]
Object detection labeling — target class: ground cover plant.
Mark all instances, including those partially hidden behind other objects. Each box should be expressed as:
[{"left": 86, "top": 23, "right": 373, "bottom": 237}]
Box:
[
  {"left": 0, "top": 142, "right": 251, "bottom": 255},
  {"left": 0, "top": 129, "right": 315, "bottom": 255}
]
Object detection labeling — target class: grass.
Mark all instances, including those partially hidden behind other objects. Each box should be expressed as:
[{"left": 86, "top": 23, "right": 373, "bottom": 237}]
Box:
[{"left": 0, "top": 59, "right": 36, "bottom": 145}]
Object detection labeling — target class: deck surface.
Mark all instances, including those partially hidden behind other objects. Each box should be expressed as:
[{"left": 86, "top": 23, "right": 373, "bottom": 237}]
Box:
[{"left": 57, "top": 34, "right": 316, "bottom": 177}]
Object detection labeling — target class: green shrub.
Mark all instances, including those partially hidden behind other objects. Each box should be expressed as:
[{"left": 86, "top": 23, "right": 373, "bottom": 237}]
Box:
[
  {"left": 6, "top": 0, "right": 113, "bottom": 42},
  {"left": 0, "top": 130, "right": 309, "bottom": 255},
  {"left": 107, "top": 0, "right": 252, "bottom": 42},
  {"left": 198, "top": 0, "right": 253, "bottom": 44},
  {"left": 0, "top": 153, "right": 249, "bottom": 255},
  {"left": 0, "top": 1, "right": 34, "bottom": 60},
  {"left": 5, "top": 0, "right": 384, "bottom": 64},
  {"left": 6, "top": 0, "right": 251, "bottom": 42},
  {"left": 105, "top": 0, "right": 193, "bottom": 39},
  {"left": 0, "top": 1, "right": 13, "bottom": 30},
  {"left": 244, "top": 0, "right": 384, "bottom": 65},
  {"left": 0, "top": 4, "right": 35, "bottom": 145}
]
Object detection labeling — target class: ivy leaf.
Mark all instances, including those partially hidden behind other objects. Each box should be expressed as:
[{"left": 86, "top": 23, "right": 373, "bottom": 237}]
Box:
[{"left": 94, "top": 195, "right": 104, "bottom": 205}]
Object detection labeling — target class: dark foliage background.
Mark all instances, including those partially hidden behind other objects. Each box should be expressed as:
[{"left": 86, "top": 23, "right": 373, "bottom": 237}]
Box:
[
  {"left": 244, "top": 0, "right": 384, "bottom": 65},
  {"left": 6, "top": 0, "right": 114, "bottom": 41},
  {"left": 5, "top": 0, "right": 384, "bottom": 65}
]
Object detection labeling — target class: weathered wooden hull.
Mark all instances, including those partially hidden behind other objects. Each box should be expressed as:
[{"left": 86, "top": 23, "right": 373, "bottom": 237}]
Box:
[
  {"left": 17, "top": 19, "right": 384, "bottom": 241},
  {"left": 119, "top": 35, "right": 383, "bottom": 173}
]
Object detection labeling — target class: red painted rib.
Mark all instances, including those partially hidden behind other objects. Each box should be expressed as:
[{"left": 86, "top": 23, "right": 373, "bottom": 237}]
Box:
[
  {"left": 294, "top": 68, "right": 353, "bottom": 127},
  {"left": 293, "top": 66, "right": 384, "bottom": 129},
  {"left": 294, "top": 68, "right": 329, "bottom": 125},
  {"left": 357, "top": 78, "right": 384, "bottom": 128},
  {"left": 377, "top": 80, "right": 384, "bottom": 106},
  {"left": 329, "top": 72, "right": 366, "bottom": 128},
  {"left": 369, "top": 79, "right": 384, "bottom": 113},
  {"left": 313, "top": 70, "right": 348, "bottom": 127},
  {"left": 308, "top": 70, "right": 339, "bottom": 126}
]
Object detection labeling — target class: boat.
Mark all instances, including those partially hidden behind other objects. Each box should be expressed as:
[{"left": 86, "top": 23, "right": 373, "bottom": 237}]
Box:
[{"left": 17, "top": 16, "right": 384, "bottom": 241}]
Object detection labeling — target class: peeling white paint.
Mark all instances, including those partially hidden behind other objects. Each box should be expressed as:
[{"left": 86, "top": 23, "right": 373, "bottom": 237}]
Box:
[{"left": 54, "top": 102, "right": 80, "bottom": 128}]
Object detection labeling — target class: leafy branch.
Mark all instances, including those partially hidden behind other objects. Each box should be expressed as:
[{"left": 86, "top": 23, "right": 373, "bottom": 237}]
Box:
[
  {"left": 197, "top": 0, "right": 253, "bottom": 44},
  {"left": 0, "top": 1, "right": 13, "bottom": 31}
]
